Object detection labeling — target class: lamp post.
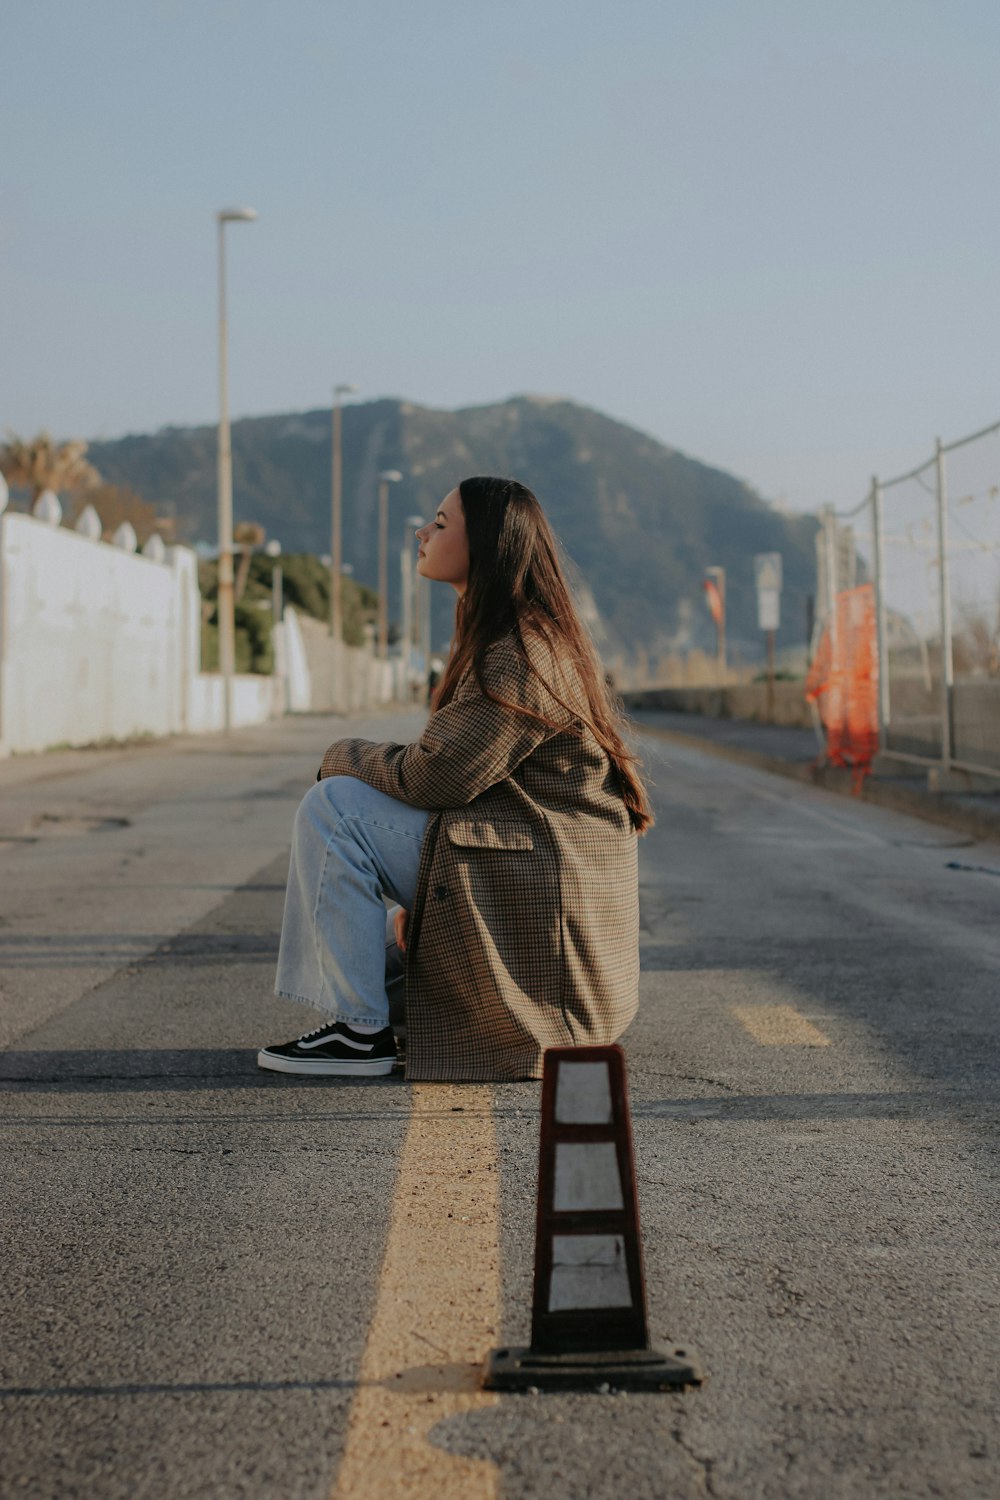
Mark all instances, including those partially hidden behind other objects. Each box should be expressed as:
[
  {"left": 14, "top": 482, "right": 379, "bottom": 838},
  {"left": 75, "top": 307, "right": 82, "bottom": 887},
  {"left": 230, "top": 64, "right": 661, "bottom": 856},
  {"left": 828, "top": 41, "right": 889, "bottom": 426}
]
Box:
[
  {"left": 423, "top": 568, "right": 432, "bottom": 673},
  {"left": 330, "top": 383, "right": 359, "bottom": 639},
  {"left": 216, "top": 205, "right": 258, "bottom": 732},
  {"left": 376, "top": 470, "right": 402, "bottom": 660},
  {"left": 264, "top": 538, "right": 282, "bottom": 624},
  {"left": 264, "top": 539, "right": 287, "bottom": 712},
  {"left": 402, "top": 514, "right": 424, "bottom": 699}
]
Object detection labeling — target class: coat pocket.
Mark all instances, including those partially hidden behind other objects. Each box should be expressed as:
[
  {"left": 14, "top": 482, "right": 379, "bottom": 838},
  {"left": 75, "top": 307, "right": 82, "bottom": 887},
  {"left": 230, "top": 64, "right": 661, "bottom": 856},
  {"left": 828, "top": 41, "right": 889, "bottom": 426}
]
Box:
[{"left": 446, "top": 819, "right": 534, "bottom": 852}]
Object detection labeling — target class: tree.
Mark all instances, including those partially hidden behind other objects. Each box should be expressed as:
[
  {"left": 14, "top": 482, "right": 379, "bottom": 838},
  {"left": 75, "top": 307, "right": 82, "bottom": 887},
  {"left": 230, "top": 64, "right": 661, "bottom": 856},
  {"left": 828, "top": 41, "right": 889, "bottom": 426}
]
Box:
[
  {"left": 198, "top": 552, "right": 379, "bottom": 649},
  {"left": 0, "top": 432, "right": 101, "bottom": 502}
]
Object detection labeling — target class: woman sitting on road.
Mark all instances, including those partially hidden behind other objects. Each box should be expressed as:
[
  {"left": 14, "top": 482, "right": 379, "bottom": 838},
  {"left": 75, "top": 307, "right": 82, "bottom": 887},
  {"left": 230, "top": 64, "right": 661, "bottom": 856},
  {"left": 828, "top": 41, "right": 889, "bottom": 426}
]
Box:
[{"left": 257, "top": 475, "right": 653, "bottom": 1082}]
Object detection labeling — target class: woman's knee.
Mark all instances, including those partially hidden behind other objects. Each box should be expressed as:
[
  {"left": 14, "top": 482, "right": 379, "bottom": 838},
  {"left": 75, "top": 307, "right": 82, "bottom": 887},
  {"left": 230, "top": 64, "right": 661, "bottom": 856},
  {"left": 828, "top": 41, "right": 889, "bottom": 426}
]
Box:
[{"left": 297, "top": 775, "right": 368, "bottom": 832}]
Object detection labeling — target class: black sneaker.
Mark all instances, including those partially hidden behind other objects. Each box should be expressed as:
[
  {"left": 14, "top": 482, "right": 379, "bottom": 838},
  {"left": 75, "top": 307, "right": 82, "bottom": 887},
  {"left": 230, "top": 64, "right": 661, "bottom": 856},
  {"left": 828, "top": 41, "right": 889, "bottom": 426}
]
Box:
[{"left": 257, "top": 1022, "right": 397, "bottom": 1076}]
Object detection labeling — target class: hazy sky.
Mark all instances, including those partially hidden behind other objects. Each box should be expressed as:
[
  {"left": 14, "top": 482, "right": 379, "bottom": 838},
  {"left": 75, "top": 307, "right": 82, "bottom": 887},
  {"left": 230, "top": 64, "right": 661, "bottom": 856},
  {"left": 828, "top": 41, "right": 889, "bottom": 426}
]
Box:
[{"left": 4, "top": 0, "right": 1000, "bottom": 513}]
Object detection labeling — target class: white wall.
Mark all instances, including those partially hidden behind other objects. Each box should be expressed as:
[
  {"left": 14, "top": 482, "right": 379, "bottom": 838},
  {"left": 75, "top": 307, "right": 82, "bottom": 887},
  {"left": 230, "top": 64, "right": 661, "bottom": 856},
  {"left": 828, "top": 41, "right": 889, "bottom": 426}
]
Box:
[
  {"left": 186, "top": 672, "right": 282, "bottom": 733},
  {"left": 273, "top": 607, "right": 312, "bottom": 713},
  {"left": 0, "top": 509, "right": 416, "bottom": 756},
  {"left": 294, "top": 611, "right": 402, "bottom": 713},
  {"left": 0, "top": 511, "right": 277, "bottom": 755}
]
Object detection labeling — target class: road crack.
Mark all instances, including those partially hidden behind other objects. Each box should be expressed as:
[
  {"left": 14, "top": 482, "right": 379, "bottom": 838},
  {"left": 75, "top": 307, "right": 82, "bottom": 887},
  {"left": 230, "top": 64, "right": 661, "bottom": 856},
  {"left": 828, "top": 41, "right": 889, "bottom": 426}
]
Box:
[
  {"left": 630, "top": 1066, "right": 739, "bottom": 1092},
  {"left": 672, "top": 1420, "right": 719, "bottom": 1497}
]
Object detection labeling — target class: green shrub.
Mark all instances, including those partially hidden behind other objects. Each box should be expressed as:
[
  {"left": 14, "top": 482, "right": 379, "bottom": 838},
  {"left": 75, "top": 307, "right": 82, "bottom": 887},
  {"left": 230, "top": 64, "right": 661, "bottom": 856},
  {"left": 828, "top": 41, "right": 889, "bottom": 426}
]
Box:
[
  {"left": 199, "top": 554, "right": 378, "bottom": 649},
  {"left": 200, "top": 610, "right": 270, "bottom": 674}
]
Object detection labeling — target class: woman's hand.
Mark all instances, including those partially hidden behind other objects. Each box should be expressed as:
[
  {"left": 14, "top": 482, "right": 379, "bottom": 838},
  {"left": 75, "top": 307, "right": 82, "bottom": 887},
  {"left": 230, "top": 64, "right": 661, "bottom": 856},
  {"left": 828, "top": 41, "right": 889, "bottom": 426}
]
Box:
[{"left": 393, "top": 906, "right": 409, "bottom": 953}]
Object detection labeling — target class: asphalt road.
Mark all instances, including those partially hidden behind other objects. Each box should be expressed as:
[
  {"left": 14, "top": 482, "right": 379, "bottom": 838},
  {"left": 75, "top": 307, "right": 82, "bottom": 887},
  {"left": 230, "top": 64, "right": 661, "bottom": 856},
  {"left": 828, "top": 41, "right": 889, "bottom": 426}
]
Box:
[{"left": 1, "top": 712, "right": 998, "bottom": 1499}]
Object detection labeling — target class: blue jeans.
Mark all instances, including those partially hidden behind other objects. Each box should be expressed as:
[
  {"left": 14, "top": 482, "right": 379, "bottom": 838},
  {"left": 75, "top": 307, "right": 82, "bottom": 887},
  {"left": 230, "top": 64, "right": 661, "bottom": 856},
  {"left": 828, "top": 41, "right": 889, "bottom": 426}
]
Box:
[{"left": 275, "top": 776, "right": 431, "bottom": 1028}]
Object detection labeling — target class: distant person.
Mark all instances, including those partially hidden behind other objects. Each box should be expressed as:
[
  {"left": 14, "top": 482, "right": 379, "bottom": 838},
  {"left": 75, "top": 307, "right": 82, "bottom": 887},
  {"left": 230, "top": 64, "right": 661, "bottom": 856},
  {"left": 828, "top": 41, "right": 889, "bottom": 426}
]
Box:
[{"left": 257, "top": 476, "right": 653, "bottom": 1081}]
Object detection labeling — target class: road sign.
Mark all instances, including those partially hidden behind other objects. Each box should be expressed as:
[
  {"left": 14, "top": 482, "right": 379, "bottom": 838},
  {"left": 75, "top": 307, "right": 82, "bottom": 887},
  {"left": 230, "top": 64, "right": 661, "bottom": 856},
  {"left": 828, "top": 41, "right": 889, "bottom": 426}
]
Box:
[
  {"left": 754, "top": 552, "right": 782, "bottom": 593},
  {"left": 758, "top": 588, "right": 780, "bottom": 632}
]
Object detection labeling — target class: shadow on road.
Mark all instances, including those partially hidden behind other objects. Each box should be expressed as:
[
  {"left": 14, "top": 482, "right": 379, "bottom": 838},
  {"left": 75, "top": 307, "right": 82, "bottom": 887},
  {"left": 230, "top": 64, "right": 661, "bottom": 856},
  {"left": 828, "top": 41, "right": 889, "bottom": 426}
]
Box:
[{"left": 0, "top": 1048, "right": 407, "bottom": 1090}]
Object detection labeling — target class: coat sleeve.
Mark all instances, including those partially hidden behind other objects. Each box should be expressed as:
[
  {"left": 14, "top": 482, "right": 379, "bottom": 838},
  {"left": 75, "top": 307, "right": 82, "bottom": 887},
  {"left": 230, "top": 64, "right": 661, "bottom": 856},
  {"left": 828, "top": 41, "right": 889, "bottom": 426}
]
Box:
[{"left": 317, "top": 639, "right": 571, "bottom": 808}]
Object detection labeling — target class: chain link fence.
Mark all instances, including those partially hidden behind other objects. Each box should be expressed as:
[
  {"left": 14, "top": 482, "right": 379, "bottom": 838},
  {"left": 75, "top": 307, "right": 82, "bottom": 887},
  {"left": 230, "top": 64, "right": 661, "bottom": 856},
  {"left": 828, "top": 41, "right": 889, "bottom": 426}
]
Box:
[{"left": 817, "top": 418, "right": 1000, "bottom": 779}]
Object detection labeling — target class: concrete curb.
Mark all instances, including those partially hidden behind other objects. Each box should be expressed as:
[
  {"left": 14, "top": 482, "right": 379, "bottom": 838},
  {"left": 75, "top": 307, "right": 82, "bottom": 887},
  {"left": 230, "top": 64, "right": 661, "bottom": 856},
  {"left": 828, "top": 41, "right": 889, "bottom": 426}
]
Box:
[{"left": 633, "top": 720, "right": 1000, "bottom": 845}]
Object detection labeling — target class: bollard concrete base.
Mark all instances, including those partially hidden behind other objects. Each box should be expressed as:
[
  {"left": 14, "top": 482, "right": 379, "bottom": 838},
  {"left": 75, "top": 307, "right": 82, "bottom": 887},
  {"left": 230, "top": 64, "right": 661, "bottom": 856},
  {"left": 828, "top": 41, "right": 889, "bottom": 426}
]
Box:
[{"left": 484, "top": 1343, "right": 702, "bottom": 1392}]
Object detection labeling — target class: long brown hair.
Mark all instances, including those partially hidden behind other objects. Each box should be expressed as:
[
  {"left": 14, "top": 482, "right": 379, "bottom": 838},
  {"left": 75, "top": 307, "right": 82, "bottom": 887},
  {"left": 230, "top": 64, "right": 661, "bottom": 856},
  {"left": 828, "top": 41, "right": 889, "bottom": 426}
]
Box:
[{"left": 433, "top": 476, "right": 653, "bottom": 833}]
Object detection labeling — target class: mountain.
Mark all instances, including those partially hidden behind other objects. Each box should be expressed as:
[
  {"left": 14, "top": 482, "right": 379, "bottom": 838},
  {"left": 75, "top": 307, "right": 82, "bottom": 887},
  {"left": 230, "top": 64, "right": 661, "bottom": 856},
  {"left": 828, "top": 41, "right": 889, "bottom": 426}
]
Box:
[{"left": 87, "top": 396, "right": 818, "bottom": 666}]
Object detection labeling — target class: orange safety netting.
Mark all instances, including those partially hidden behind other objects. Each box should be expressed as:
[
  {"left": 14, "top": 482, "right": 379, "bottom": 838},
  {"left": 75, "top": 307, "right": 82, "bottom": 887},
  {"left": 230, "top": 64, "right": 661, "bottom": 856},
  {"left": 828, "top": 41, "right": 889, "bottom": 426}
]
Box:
[{"left": 805, "top": 583, "right": 879, "bottom": 791}]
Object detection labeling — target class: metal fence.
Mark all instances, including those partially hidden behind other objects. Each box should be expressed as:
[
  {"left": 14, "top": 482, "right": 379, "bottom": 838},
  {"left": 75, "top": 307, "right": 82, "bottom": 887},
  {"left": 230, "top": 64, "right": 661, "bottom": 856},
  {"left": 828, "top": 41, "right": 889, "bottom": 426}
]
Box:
[{"left": 818, "top": 418, "right": 1000, "bottom": 779}]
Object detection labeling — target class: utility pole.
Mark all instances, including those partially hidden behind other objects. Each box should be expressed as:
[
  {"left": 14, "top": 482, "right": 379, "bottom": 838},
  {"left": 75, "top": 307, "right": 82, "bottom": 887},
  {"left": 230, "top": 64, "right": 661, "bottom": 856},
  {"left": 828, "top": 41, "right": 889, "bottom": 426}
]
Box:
[
  {"left": 754, "top": 552, "right": 783, "bottom": 721},
  {"left": 402, "top": 514, "right": 424, "bottom": 702},
  {"left": 215, "top": 206, "right": 257, "bottom": 732},
  {"left": 935, "top": 439, "right": 953, "bottom": 767},
  {"left": 376, "top": 470, "right": 402, "bottom": 660},
  {"left": 870, "top": 476, "right": 890, "bottom": 748},
  {"left": 330, "top": 384, "right": 358, "bottom": 640}
]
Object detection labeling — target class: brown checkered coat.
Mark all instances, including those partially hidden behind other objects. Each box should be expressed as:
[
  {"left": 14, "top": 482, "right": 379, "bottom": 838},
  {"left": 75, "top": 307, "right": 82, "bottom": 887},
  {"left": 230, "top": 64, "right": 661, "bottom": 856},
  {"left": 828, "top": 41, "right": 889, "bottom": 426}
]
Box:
[{"left": 318, "top": 633, "right": 639, "bottom": 1081}]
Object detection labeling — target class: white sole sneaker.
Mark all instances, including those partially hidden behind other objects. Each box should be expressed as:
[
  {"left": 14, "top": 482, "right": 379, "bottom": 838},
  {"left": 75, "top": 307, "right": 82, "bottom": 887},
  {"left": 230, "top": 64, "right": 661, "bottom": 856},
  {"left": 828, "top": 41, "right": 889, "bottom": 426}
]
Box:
[{"left": 256, "top": 1050, "right": 397, "bottom": 1077}]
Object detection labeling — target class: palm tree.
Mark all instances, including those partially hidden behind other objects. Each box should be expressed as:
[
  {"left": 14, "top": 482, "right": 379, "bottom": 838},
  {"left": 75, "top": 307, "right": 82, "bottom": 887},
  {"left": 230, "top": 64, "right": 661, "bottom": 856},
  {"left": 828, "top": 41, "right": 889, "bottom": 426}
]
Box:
[{"left": 0, "top": 432, "right": 101, "bottom": 503}]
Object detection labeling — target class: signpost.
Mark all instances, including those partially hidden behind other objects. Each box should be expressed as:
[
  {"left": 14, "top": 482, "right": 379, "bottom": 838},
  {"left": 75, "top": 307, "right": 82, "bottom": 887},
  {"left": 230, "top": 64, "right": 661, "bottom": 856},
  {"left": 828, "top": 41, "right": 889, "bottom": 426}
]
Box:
[
  {"left": 703, "top": 566, "right": 726, "bottom": 682},
  {"left": 754, "top": 553, "right": 782, "bottom": 719}
]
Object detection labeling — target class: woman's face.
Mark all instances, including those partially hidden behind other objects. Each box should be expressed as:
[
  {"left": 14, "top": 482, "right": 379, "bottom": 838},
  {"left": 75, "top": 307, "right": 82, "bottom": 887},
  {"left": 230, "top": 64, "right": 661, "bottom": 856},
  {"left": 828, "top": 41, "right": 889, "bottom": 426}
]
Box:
[{"left": 415, "top": 488, "right": 469, "bottom": 594}]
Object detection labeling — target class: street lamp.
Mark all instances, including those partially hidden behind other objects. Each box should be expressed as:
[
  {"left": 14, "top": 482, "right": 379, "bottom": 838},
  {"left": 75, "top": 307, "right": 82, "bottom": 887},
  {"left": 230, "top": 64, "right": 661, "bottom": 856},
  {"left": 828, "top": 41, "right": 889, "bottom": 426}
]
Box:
[
  {"left": 377, "top": 470, "right": 403, "bottom": 660},
  {"left": 264, "top": 538, "right": 282, "bottom": 625},
  {"left": 264, "top": 538, "right": 287, "bottom": 711},
  {"left": 330, "top": 383, "right": 359, "bottom": 639},
  {"left": 216, "top": 205, "right": 257, "bottom": 732},
  {"left": 401, "top": 514, "right": 424, "bottom": 692}
]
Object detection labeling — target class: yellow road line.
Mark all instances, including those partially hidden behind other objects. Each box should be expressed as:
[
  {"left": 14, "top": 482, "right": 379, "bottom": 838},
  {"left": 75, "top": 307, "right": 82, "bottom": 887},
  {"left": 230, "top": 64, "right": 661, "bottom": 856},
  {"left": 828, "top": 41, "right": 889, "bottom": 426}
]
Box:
[
  {"left": 731, "top": 1004, "right": 831, "bottom": 1046},
  {"left": 330, "top": 1085, "right": 500, "bottom": 1500}
]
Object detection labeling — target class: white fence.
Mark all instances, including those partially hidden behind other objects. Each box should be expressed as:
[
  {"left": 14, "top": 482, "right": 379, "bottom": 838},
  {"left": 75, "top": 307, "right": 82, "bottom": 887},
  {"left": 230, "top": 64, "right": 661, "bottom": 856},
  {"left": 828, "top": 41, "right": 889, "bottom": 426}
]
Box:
[{"left": 0, "top": 506, "right": 406, "bottom": 757}]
